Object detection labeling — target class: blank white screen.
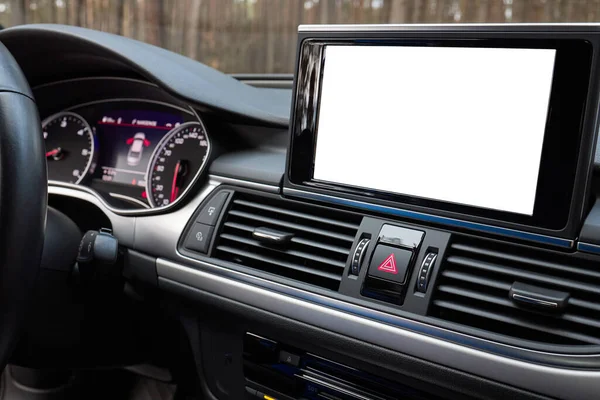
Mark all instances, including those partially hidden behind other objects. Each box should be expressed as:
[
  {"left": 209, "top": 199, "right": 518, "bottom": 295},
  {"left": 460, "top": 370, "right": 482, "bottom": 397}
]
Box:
[{"left": 313, "top": 45, "right": 556, "bottom": 216}]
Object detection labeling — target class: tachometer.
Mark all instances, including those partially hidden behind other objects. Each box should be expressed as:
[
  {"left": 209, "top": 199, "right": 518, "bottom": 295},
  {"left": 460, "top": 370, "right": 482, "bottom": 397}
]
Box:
[
  {"left": 146, "top": 122, "right": 210, "bottom": 207},
  {"left": 42, "top": 111, "right": 95, "bottom": 184}
]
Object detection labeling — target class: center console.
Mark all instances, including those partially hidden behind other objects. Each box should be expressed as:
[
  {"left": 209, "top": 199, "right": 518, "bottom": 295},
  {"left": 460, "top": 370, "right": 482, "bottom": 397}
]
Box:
[{"left": 157, "top": 24, "right": 600, "bottom": 400}]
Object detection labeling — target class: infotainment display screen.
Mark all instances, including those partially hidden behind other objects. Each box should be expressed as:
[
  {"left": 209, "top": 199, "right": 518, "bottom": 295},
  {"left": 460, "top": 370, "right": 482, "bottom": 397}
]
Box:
[
  {"left": 287, "top": 34, "right": 596, "bottom": 234},
  {"left": 314, "top": 45, "right": 555, "bottom": 216}
]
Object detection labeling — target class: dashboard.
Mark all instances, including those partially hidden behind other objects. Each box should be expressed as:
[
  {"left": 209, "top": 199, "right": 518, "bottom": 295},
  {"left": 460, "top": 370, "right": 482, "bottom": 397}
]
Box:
[{"left": 2, "top": 23, "right": 600, "bottom": 400}]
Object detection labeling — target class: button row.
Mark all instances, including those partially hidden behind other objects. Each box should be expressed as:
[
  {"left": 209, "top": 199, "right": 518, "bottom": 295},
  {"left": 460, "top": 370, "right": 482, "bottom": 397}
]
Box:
[{"left": 184, "top": 191, "right": 230, "bottom": 254}]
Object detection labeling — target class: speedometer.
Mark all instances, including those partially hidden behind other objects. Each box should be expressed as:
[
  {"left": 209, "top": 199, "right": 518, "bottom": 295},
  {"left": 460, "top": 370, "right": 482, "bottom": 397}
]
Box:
[
  {"left": 146, "top": 122, "right": 210, "bottom": 207},
  {"left": 42, "top": 111, "right": 95, "bottom": 184}
]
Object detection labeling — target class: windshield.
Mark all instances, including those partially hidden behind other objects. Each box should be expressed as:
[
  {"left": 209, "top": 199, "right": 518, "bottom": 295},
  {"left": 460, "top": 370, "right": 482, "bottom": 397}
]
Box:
[{"left": 0, "top": 0, "right": 598, "bottom": 73}]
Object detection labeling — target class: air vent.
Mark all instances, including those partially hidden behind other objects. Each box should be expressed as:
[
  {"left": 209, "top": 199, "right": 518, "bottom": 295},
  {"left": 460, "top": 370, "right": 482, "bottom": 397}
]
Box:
[
  {"left": 214, "top": 193, "right": 361, "bottom": 291},
  {"left": 430, "top": 236, "right": 600, "bottom": 346}
]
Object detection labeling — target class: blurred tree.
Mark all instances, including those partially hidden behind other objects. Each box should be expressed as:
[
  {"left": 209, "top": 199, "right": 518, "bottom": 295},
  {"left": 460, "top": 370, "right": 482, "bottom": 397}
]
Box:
[{"left": 0, "top": 0, "right": 598, "bottom": 72}]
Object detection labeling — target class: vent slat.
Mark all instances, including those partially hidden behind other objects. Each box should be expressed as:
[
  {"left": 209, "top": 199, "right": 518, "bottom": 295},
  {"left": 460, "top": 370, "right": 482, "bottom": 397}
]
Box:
[
  {"left": 233, "top": 199, "right": 360, "bottom": 231},
  {"left": 214, "top": 193, "right": 360, "bottom": 291},
  {"left": 433, "top": 300, "right": 600, "bottom": 345},
  {"left": 569, "top": 298, "right": 600, "bottom": 313},
  {"left": 451, "top": 243, "right": 600, "bottom": 281},
  {"left": 216, "top": 245, "right": 343, "bottom": 282},
  {"left": 441, "top": 270, "right": 512, "bottom": 291},
  {"left": 437, "top": 285, "right": 600, "bottom": 331},
  {"left": 437, "top": 285, "right": 512, "bottom": 308},
  {"left": 228, "top": 210, "right": 356, "bottom": 243},
  {"left": 219, "top": 233, "right": 346, "bottom": 269},
  {"left": 446, "top": 256, "right": 600, "bottom": 296},
  {"left": 291, "top": 237, "right": 350, "bottom": 256},
  {"left": 432, "top": 236, "right": 600, "bottom": 347}
]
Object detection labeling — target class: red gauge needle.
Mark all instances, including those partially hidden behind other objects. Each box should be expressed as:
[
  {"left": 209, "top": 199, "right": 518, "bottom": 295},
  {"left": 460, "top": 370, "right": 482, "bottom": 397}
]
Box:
[
  {"left": 46, "top": 148, "right": 61, "bottom": 157},
  {"left": 170, "top": 160, "right": 182, "bottom": 203}
]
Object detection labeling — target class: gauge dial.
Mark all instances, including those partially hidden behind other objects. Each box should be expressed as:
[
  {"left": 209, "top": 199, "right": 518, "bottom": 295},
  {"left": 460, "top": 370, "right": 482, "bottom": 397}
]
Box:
[
  {"left": 146, "top": 122, "right": 210, "bottom": 207},
  {"left": 42, "top": 112, "right": 95, "bottom": 184}
]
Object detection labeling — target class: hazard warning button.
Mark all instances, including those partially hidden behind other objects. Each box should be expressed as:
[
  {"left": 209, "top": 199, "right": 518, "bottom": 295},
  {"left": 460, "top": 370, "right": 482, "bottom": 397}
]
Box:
[{"left": 368, "top": 244, "right": 413, "bottom": 284}]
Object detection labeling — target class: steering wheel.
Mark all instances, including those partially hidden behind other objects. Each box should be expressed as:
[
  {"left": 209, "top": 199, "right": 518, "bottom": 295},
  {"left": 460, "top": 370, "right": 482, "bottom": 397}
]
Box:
[{"left": 0, "top": 42, "right": 47, "bottom": 369}]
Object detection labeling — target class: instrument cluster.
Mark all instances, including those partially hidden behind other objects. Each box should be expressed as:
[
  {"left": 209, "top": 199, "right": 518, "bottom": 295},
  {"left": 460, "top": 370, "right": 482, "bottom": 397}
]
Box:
[{"left": 42, "top": 99, "right": 210, "bottom": 210}]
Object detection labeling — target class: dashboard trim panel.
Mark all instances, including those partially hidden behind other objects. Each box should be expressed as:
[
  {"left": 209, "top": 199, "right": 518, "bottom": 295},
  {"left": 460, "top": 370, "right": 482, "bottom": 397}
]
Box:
[
  {"left": 283, "top": 187, "right": 574, "bottom": 248},
  {"left": 156, "top": 259, "right": 600, "bottom": 400}
]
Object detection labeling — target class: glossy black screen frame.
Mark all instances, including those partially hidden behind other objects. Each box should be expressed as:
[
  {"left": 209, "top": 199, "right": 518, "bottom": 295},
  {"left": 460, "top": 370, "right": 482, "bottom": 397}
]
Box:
[{"left": 288, "top": 38, "right": 593, "bottom": 231}]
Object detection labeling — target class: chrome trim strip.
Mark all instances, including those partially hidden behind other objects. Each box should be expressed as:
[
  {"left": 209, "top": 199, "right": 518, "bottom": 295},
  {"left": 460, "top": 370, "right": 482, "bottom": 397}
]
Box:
[
  {"left": 157, "top": 259, "right": 600, "bottom": 400},
  {"left": 108, "top": 192, "right": 150, "bottom": 209},
  {"left": 299, "top": 23, "right": 600, "bottom": 32},
  {"left": 512, "top": 294, "right": 558, "bottom": 308},
  {"left": 284, "top": 188, "right": 574, "bottom": 248},
  {"left": 577, "top": 242, "right": 600, "bottom": 254},
  {"left": 48, "top": 181, "right": 162, "bottom": 216},
  {"left": 210, "top": 175, "right": 280, "bottom": 193}
]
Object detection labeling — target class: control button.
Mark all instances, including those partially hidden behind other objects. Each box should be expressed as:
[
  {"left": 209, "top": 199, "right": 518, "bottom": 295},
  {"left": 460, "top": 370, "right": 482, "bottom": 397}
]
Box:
[
  {"left": 279, "top": 350, "right": 300, "bottom": 367},
  {"left": 368, "top": 244, "right": 413, "bottom": 284},
  {"left": 351, "top": 238, "right": 370, "bottom": 275},
  {"left": 416, "top": 252, "right": 438, "bottom": 293},
  {"left": 197, "top": 191, "right": 229, "bottom": 226},
  {"left": 184, "top": 223, "right": 214, "bottom": 253}
]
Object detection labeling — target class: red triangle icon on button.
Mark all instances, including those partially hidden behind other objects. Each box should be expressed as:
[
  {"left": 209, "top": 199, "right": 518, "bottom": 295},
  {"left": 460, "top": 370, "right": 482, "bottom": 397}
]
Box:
[{"left": 377, "top": 253, "right": 398, "bottom": 274}]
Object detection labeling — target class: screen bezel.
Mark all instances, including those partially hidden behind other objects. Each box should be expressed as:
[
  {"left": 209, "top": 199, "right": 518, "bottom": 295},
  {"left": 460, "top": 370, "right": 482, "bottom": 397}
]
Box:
[{"left": 288, "top": 37, "right": 594, "bottom": 231}]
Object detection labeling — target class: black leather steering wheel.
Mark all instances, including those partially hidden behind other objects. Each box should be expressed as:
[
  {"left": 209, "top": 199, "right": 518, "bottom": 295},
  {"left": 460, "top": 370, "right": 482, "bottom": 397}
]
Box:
[{"left": 0, "top": 42, "right": 47, "bottom": 369}]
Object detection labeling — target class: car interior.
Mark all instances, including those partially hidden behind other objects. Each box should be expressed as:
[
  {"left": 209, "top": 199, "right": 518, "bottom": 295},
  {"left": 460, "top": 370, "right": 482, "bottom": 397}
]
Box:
[{"left": 0, "top": 16, "right": 599, "bottom": 400}]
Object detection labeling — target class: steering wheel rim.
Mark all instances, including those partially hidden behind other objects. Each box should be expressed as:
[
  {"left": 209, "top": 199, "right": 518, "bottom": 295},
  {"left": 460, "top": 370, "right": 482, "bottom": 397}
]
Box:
[{"left": 0, "top": 42, "right": 47, "bottom": 369}]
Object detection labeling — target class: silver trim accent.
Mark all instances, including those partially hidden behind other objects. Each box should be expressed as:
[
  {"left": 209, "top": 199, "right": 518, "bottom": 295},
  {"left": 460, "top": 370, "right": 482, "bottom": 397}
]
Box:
[
  {"left": 284, "top": 187, "right": 574, "bottom": 248},
  {"left": 42, "top": 111, "right": 95, "bottom": 185},
  {"left": 156, "top": 258, "right": 600, "bottom": 400},
  {"left": 48, "top": 181, "right": 164, "bottom": 216},
  {"left": 108, "top": 192, "right": 150, "bottom": 209},
  {"left": 299, "top": 23, "right": 600, "bottom": 32},
  {"left": 512, "top": 293, "right": 558, "bottom": 308},
  {"left": 212, "top": 175, "right": 280, "bottom": 193}
]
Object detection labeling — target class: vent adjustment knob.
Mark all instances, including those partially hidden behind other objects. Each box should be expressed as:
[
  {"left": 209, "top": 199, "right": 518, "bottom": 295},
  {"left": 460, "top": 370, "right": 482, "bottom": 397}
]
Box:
[{"left": 350, "top": 238, "right": 371, "bottom": 276}]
